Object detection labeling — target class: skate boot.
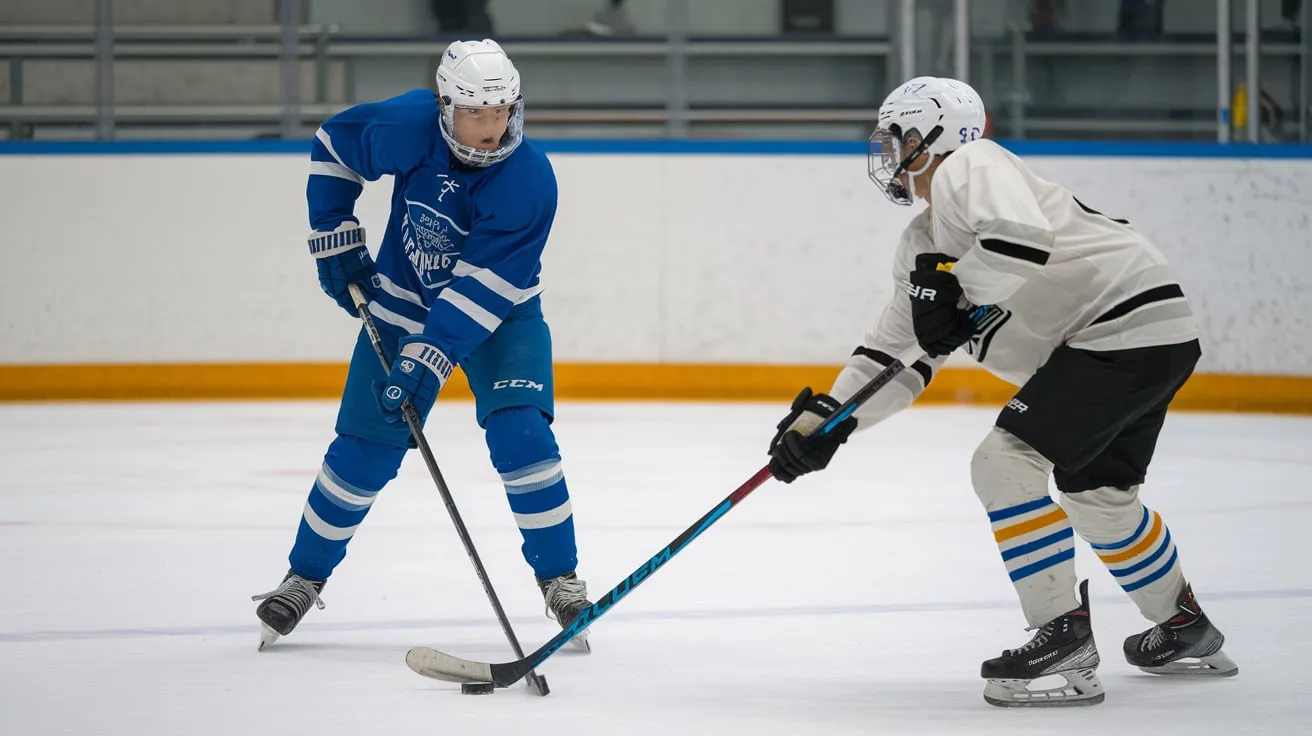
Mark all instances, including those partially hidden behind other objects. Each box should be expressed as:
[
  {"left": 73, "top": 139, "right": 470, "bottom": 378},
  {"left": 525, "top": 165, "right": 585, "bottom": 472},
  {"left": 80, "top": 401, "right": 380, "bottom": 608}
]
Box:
[
  {"left": 1124, "top": 583, "right": 1237, "bottom": 677},
  {"left": 251, "top": 571, "right": 325, "bottom": 651},
  {"left": 538, "top": 571, "right": 593, "bottom": 653},
  {"left": 981, "top": 580, "right": 1104, "bottom": 707}
]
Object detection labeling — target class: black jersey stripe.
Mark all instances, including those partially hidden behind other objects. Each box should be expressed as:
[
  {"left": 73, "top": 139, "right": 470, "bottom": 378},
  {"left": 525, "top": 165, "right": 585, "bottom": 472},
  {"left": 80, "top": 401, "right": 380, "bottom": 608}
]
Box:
[
  {"left": 979, "top": 238, "right": 1051, "bottom": 266},
  {"left": 1090, "top": 284, "right": 1186, "bottom": 326},
  {"left": 1074, "top": 197, "right": 1130, "bottom": 225},
  {"left": 852, "top": 346, "right": 894, "bottom": 366},
  {"left": 852, "top": 346, "right": 934, "bottom": 387}
]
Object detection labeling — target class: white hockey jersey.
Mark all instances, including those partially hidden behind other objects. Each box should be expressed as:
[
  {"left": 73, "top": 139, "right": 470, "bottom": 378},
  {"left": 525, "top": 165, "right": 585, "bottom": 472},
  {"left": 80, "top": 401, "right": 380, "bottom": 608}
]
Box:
[{"left": 832, "top": 138, "right": 1199, "bottom": 430}]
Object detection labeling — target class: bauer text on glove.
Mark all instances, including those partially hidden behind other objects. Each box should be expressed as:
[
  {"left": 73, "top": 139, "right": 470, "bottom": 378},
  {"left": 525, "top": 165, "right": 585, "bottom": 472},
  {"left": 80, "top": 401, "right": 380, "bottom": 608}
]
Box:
[{"left": 908, "top": 252, "right": 975, "bottom": 358}]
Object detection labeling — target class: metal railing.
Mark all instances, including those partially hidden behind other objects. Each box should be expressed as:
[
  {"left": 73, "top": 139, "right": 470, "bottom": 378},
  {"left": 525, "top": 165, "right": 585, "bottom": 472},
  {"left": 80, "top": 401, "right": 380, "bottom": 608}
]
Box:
[
  {"left": 0, "top": 25, "right": 897, "bottom": 139},
  {"left": 0, "top": 0, "right": 1306, "bottom": 143},
  {"left": 1001, "top": 22, "right": 1310, "bottom": 141}
]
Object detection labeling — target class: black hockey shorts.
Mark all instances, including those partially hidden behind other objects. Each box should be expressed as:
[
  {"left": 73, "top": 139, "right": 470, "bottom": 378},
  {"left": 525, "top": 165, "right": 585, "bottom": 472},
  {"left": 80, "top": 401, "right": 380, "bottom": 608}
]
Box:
[{"left": 995, "top": 339, "right": 1201, "bottom": 493}]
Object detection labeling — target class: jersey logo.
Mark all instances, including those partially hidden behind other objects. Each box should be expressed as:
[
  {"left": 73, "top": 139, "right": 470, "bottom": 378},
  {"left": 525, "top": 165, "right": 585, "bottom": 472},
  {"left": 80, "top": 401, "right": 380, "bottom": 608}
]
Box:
[
  {"left": 964, "top": 305, "right": 1013, "bottom": 363},
  {"left": 402, "top": 197, "right": 466, "bottom": 287},
  {"left": 437, "top": 178, "right": 461, "bottom": 202}
]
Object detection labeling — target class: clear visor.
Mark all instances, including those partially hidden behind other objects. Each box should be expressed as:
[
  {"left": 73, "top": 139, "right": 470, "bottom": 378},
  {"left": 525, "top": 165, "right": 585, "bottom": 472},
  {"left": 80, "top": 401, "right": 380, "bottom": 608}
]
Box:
[
  {"left": 439, "top": 99, "right": 525, "bottom": 168},
  {"left": 868, "top": 127, "right": 913, "bottom": 206}
]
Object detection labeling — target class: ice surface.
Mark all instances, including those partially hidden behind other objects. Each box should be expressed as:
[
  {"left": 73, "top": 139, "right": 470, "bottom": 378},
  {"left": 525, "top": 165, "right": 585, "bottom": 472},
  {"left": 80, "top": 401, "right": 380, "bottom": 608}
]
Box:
[{"left": 1, "top": 401, "right": 1308, "bottom": 735}]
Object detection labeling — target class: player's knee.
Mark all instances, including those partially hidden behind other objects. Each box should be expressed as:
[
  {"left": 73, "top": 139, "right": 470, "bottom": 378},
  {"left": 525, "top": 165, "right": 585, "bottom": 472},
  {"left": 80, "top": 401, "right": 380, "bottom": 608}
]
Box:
[
  {"left": 1060, "top": 485, "right": 1142, "bottom": 534},
  {"left": 324, "top": 433, "right": 406, "bottom": 492},
  {"left": 485, "top": 406, "right": 559, "bottom": 472},
  {"left": 970, "top": 426, "right": 1053, "bottom": 503}
]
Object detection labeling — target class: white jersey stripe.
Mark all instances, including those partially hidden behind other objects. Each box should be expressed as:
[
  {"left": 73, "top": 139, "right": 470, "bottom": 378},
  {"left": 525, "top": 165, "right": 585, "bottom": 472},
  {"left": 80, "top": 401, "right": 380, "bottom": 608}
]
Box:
[
  {"left": 368, "top": 301, "right": 425, "bottom": 335},
  {"left": 437, "top": 288, "right": 502, "bottom": 333},
  {"left": 314, "top": 128, "right": 361, "bottom": 178},
  {"left": 309, "top": 160, "right": 364, "bottom": 185},
  {"left": 376, "top": 274, "right": 425, "bottom": 307}
]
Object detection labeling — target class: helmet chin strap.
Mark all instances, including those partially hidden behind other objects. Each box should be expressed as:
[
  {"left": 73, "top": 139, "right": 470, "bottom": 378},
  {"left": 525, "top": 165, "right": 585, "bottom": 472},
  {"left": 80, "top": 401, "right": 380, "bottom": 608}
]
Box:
[
  {"left": 901, "top": 153, "right": 938, "bottom": 203},
  {"left": 890, "top": 125, "right": 943, "bottom": 204}
]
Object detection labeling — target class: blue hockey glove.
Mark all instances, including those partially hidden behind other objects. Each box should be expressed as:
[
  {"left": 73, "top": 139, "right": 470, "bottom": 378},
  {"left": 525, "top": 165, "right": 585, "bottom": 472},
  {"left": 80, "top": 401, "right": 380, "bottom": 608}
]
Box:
[
  {"left": 373, "top": 336, "right": 454, "bottom": 424},
  {"left": 309, "top": 223, "right": 379, "bottom": 316}
]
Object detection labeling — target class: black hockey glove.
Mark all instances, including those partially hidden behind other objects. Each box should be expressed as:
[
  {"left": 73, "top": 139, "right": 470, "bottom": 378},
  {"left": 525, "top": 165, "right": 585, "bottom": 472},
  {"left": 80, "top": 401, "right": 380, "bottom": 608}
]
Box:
[
  {"left": 767, "top": 387, "right": 858, "bottom": 484},
  {"left": 908, "top": 253, "right": 976, "bottom": 358}
]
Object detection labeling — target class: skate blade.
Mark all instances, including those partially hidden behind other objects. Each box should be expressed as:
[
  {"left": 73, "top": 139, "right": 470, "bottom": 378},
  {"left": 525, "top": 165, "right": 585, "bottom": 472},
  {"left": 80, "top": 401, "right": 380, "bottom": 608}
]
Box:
[
  {"left": 257, "top": 624, "right": 281, "bottom": 652},
  {"left": 1138, "top": 651, "right": 1238, "bottom": 678},
  {"left": 570, "top": 628, "right": 591, "bottom": 654},
  {"left": 983, "top": 669, "right": 1105, "bottom": 708}
]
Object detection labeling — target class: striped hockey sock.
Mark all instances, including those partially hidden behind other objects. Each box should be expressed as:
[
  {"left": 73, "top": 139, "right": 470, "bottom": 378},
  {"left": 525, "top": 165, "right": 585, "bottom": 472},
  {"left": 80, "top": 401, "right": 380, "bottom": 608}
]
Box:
[
  {"left": 1062, "top": 486, "right": 1186, "bottom": 623},
  {"left": 988, "top": 496, "right": 1080, "bottom": 627},
  {"left": 486, "top": 407, "right": 578, "bottom": 580},
  {"left": 288, "top": 435, "right": 404, "bottom": 582}
]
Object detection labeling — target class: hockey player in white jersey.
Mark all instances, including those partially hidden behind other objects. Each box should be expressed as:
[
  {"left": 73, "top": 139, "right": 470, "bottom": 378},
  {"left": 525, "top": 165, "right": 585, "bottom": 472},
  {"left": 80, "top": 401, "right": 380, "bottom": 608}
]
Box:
[{"left": 765, "top": 77, "right": 1237, "bottom": 707}]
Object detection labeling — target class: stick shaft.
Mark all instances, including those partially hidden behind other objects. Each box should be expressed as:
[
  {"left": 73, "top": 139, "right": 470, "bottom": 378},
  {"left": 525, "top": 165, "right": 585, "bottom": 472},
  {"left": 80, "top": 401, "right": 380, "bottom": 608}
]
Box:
[
  {"left": 347, "top": 284, "right": 549, "bottom": 694},
  {"left": 425, "top": 345, "right": 928, "bottom": 686}
]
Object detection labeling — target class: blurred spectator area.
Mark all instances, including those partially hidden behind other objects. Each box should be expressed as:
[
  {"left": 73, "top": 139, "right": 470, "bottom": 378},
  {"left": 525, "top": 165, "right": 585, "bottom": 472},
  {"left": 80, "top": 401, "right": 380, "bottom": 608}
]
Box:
[{"left": 0, "top": 0, "right": 1307, "bottom": 142}]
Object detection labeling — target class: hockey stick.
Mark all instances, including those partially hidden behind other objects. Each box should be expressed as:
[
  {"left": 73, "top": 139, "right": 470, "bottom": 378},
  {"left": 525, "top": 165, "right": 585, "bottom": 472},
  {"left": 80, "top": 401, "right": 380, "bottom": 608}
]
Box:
[
  {"left": 405, "top": 344, "right": 928, "bottom": 688},
  {"left": 347, "top": 283, "right": 550, "bottom": 697}
]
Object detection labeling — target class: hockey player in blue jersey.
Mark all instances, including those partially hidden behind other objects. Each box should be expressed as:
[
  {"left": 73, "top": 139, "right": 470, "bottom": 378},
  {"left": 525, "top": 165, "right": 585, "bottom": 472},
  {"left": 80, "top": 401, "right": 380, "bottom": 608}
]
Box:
[{"left": 252, "top": 39, "right": 593, "bottom": 651}]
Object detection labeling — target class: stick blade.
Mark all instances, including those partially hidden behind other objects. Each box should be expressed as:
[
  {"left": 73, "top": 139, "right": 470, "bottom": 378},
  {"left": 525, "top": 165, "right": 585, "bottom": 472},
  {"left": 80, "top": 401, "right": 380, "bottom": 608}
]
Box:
[{"left": 406, "top": 647, "right": 495, "bottom": 684}]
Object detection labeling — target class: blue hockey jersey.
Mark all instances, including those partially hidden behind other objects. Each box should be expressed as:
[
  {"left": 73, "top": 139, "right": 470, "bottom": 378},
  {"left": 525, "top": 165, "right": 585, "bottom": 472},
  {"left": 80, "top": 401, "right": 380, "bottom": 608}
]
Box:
[{"left": 307, "top": 89, "right": 558, "bottom": 367}]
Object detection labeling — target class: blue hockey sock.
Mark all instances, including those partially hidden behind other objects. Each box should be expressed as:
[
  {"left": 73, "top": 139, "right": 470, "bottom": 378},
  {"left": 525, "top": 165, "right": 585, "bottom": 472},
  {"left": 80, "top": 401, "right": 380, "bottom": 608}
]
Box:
[
  {"left": 485, "top": 407, "right": 578, "bottom": 580},
  {"left": 288, "top": 434, "right": 405, "bottom": 581}
]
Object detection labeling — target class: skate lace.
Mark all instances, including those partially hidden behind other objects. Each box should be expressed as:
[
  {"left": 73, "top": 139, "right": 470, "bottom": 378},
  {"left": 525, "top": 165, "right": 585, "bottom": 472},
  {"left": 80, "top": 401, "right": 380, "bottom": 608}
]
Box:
[
  {"left": 1142, "top": 625, "right": 1166, "bottom": 652},
  {"left": 251, "top": 576, "right": 326, "bottom": 613},
  {"left": 1007, "top": 624, "right": 1054, "bottom": 656},
  {"left": 542, "top": 575, "right": 589, "bottom": 622}
]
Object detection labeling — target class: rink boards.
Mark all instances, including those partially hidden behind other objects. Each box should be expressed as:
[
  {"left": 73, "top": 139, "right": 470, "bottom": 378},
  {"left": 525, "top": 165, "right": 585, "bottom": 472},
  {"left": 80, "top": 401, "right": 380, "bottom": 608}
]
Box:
[{"left": 1, "top": 140, "right": 1309, "bottom": 412}]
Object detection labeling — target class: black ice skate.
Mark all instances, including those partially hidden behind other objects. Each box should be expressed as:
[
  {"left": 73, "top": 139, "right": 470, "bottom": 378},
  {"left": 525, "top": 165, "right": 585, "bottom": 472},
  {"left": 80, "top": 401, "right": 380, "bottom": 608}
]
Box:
[
  {"left": 538, "top": 572, "right": 593, "bottom": 653},
  {"left": 1124, "top": 583, "right": 1238, "bottom": 677},
  {"left": 981, "top": 580, "right": 1104, "bottom": 708},
  {"left": 251, "top": 571, "right": 326, "bottom": 651}
]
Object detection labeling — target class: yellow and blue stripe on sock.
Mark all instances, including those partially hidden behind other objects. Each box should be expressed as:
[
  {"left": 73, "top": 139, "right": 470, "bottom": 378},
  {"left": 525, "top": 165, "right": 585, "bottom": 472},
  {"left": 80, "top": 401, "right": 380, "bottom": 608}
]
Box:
[
  {"left": 1090, "top": 506, "right": 1178, "bottom": 592},
  {"left": 989, "top": 497, "right": 1075, "bottom": 582}
]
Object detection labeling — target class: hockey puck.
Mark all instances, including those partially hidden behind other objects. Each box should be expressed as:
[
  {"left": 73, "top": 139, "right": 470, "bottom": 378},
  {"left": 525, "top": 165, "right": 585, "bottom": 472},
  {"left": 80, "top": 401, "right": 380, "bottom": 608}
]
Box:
[{"left": 460, "top": 682, "right": 495, "bottom": 695}]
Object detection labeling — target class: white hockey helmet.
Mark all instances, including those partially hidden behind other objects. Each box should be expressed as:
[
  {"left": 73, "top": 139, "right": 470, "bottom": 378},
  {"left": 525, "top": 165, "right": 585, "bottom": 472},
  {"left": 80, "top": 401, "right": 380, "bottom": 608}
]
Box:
[
  {"left": 435, "top": 39, "right": 524, "bottom": 167},
  {"left": 869, "top": 76, "right": 986, "bottom": 205}
]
